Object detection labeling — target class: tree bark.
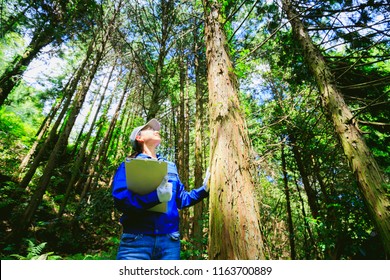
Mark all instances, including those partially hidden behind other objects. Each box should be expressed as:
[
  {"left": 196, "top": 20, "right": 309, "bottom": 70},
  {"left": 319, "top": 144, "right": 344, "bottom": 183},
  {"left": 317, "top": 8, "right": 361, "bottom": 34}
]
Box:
[
  {"left": 204, "top": 2, "right": 265, "bottom": 260},
  {"left": 283, "top": 0, "right": 390, "bottom": 257}
]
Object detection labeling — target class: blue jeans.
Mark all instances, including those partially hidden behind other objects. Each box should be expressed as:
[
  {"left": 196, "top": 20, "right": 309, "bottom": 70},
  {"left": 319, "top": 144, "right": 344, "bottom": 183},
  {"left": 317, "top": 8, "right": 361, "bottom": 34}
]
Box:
[{"left": 116, "top": 232, "right": 181, "bottom": 260}]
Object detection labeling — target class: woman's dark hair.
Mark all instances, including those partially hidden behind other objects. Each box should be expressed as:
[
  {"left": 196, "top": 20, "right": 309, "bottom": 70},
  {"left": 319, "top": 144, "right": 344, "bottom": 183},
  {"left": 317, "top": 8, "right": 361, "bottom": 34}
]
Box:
[{"left": 129, "top": 138, "right": 143, "bottom": 158}]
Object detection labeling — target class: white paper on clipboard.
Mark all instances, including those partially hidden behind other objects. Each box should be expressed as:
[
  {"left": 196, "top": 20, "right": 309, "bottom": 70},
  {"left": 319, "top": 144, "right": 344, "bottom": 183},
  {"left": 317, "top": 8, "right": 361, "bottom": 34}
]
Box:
[{"left": 125, "top": 158, "right": 168, "bottom": 213}]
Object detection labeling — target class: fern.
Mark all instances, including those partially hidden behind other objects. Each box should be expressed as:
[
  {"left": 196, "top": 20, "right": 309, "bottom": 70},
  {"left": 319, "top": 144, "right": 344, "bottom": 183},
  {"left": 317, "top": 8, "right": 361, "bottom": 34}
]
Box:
[
  {"left": 28, "top": 240, "right": 47, "bottom": 259},
  {"left": 11, "top": 240, "right": 62, "bottom": 260}
]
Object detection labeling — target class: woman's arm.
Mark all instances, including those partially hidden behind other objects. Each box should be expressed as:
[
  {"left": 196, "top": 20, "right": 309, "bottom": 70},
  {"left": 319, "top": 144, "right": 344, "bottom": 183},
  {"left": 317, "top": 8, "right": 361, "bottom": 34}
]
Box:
[{"left": 176, "top": 181, "right": 209, "bottom": 209}]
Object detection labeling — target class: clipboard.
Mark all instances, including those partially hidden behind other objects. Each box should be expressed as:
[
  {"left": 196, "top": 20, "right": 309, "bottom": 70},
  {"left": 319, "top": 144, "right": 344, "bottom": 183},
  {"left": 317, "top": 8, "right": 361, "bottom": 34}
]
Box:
[{"left": 125, "top": 158, "right": 168, "bottom": 213}]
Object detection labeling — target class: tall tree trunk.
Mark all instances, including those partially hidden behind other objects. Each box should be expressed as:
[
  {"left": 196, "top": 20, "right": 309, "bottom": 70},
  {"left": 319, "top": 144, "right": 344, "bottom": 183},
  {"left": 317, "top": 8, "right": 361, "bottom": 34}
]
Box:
[
  {"left": 81, "top": 60, "right": 120, "bottom": 195},
  {"left": 113, "top": 87, "right": 138, "bottom": 161},
  {"left": 0, "top": 25, "right": 54, "bottom": 106},
  {"left": 110, "top": 68, "right": 135, "bottom": 162},
  {"left": 97, "top": 72, "right": 130, "bottom": 184},
  {"left": 203, "top": 2, "right": 265, "bottom": 260},
  {"left": 178, "top": 49, "right": 191, "bottom": 243},
  {"left": 184, "top": 66, "right": 190, "bottom": 188},
  {"left": 192, "top": 20, "right": 206, "bottom": 257},
  {"left": 283, "top": 0, "right": 390, "bottom": 257},
  {"left": 75, "top": 108, "right": 106, "bottom": 195}
]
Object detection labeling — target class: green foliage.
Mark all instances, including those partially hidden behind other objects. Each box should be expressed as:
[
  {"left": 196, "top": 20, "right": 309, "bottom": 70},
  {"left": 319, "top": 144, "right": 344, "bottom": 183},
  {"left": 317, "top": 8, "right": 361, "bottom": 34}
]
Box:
[
  {"left": 180, "top": 239, "right": 207, "bottom": 260},
  {"left": 65, "top": 241, "right": 118, "bottom": 260},
  {"left": 0, "top": 32, "right": 26, "bottom": 71},
  {"left": 10, "top": 239, "right": 62, "bottom": 260},
  {"left": 0, "top": 107, "right": 37, "bottom": 177},
  {"left": 67, "top": 250, "right": 116, "bottom": 260}
]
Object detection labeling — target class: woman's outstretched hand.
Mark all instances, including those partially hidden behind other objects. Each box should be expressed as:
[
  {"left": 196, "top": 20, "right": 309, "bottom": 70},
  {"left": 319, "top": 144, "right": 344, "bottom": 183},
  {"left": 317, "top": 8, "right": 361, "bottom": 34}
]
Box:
[{"left": 203, "top": 167, "right": 211, "bottom": 192}]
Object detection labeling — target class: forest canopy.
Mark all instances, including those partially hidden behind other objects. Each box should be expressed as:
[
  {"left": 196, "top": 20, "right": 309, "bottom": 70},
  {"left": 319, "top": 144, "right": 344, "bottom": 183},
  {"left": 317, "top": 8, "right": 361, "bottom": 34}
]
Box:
[{"left": 0, "top": 0, "right": 389, "bottom": 260}]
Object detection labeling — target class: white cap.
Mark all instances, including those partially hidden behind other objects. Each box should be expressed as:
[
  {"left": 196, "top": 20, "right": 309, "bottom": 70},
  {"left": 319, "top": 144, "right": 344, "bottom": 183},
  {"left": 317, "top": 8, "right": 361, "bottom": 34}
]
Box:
[{"left": 130, "top": 119, "right": 161, "bottom": 149}]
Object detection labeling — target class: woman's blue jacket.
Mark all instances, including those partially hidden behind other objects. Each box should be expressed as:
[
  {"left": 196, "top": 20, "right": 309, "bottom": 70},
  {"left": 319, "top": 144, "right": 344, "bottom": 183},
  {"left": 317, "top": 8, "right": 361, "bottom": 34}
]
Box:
[{"left": 112, "top": 153, "right": 208, "bottom": 235}]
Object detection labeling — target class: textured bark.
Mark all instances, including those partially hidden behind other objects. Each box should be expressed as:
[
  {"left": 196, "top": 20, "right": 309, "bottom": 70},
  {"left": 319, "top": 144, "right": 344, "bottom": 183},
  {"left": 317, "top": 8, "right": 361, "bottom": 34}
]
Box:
[
  {"left": 283, "top": 0, "right": 390, "bottom": 257},
  {"left": 204, "top": 2, "right": 265, "bottom": 260}
]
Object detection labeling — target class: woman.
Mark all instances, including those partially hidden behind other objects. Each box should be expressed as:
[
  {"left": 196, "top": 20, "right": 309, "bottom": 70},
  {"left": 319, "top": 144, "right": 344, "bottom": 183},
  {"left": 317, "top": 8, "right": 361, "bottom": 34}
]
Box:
[{"left": 112, "top": 118, "right": 210, "bottom": 260}]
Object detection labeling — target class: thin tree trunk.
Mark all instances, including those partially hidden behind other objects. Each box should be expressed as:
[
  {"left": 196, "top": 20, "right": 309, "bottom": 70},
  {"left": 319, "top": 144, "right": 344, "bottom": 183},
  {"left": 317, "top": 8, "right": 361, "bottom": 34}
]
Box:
[
  {"left": 281, "top": 143, "right": 296, "bottom": 259},
  {"left": 178, "top": 49, "right": 191, "bottom": 243},
  {"left": 74, "top": 73, "right": 129, "bottom": 220},
  {"left": 110, "top": 68, "right": 135, "bottom": 162},
  {"left": 115, "top": 90, "right": 138, "bottom": 160},
  {"left": 70, "top": 90, "right": 100, "bottom": 157},
  {"left": 204, "top": 2, "right": 265, "bottom": 260},
  {"left": 184, "top": 64, "right": 190, "bottom": 188},
  {"left": 283, "top": 0, "right": 390, "bottom": 257},
  {"left": 98, "top": 72, "right": 130, "bottom": 182},
  {"left": 192, "top": 20, "right": 206, "bottom": 257},
  {"left": 290, "top": 134, "right": 319, "bottom": 218},
  {"left": 293, "top": 177, "right": 318, "bottom": 259}
]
